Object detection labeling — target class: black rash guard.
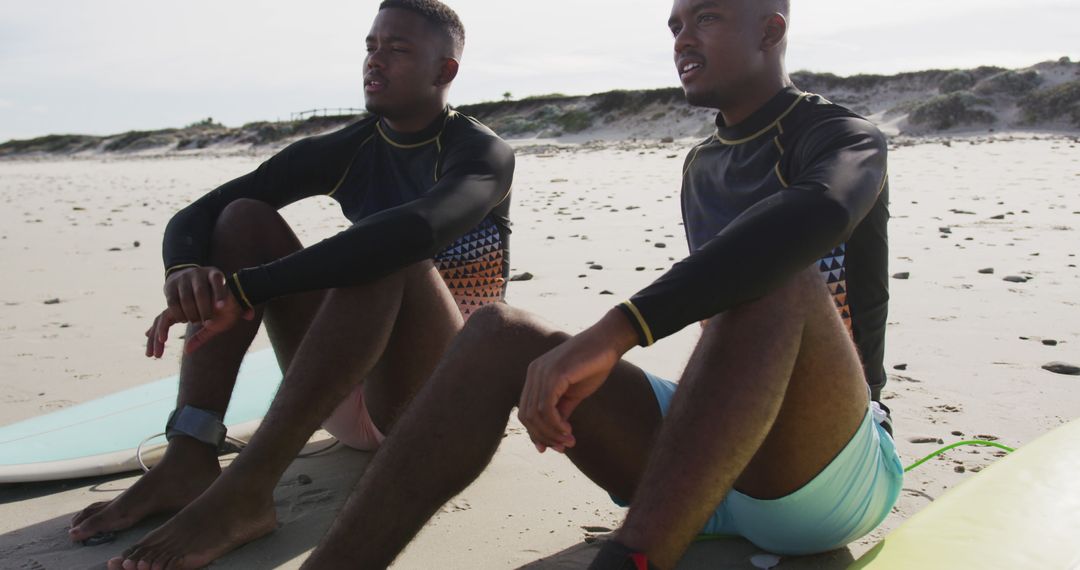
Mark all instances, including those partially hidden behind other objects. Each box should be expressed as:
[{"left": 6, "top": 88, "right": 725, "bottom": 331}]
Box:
[
  {"left": 616, "top": 87, "right": 890, "bottom": 399},
  {"left": 162, "top": 107, "right": 514, "bottom": 318}
]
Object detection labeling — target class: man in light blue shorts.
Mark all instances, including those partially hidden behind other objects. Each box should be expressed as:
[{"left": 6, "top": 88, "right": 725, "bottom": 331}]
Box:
[
  {"left": 632, "top": 371, "right": 900, "bottom": 555},
  {"left": 298, "top": 0, "right": 902, "bottom": 568}
]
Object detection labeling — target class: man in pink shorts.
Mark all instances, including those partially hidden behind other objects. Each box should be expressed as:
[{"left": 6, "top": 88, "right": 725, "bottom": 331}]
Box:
[{"left": 68, "top": 1, "right": 515, "bottom": 568}]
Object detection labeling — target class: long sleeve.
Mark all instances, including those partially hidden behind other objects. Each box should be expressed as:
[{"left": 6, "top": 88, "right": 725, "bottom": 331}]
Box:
[
  {"left": 229, "top": 134, "right": 515, "bottom": 307},
  {"left": 618, "top": 117, "right": 888, "bottom": 346},
  {"left": 161, "top": 124, "right": 366, "bottom": 275}
]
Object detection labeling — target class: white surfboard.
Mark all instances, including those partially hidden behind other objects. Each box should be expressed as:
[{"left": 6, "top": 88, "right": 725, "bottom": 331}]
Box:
[{"left": 0, "top": 349, "right": 282, "bottom": 484}]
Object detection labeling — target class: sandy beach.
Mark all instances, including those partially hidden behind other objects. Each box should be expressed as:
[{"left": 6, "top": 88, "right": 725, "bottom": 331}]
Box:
[{"left": 1, "top": 132, "right": 1078, "bottom": 569}]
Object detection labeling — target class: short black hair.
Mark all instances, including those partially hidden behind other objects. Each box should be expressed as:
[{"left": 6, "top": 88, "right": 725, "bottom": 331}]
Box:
[{"left": 379, "top": 0, "right": 465, "bottom": 56}]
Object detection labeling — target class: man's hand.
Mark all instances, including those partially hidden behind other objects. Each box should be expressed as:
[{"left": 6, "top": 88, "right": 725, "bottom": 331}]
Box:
[
  {"left": 518, "top": 308, "right": 639, "bottom": 453},
  {"left": 145, "top": 267, "right": 254, "bottom": 358},
  {"left": 163, "top": 266, "right": 231, "bottom": 324}
]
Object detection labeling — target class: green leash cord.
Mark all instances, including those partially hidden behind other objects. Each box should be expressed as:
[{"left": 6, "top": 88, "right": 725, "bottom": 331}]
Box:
[
  {"left": 691, "top": 439, "right": 1016, "bottom": 544},
  {"left": 903, "top": 439, "right": 1015, "bottom": 472}
]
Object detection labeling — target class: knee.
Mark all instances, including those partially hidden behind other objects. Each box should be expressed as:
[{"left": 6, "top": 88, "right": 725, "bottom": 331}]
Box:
[
  {"left": 209, "top": 199, "right": 297, "bottom": 266},
  {"left": 463, "top": 303, "right": 567, "bottom": 350},
  {"left": 716, "top": 264, "right": 828, "bottom": 325},
  {"left": 214, "top": 198, "right": 279, "bottom": 239}
]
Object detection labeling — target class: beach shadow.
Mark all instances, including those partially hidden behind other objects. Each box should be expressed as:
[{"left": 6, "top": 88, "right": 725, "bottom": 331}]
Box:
[
  {"left": 519, "top": 537, "right": 855, "bottom": 569},
  {"left": 0, "top": 446, "right": 372, "bottom": 569}
]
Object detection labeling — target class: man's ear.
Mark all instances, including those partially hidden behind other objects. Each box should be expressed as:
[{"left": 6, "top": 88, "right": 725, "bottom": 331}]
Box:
[
  {"left": 436, "top": 58, "right": 460, "bottom": 86},
  {"left": 761, "top": 13, "right": 787, "bottom": 51}
]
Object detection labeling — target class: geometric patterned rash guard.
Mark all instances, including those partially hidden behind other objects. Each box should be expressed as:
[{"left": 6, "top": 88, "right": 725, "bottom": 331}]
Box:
[
  {"left": 162, "top": 107, "right": 514, "bottom": 319},
  {"left": 616, "top": 87, "right": 890, "bottom": 400}
]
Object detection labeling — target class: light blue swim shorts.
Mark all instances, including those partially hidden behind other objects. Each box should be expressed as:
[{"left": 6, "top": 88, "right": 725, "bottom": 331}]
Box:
[{"left": 619, "top": 370, "right": 904, "bottom": 556}]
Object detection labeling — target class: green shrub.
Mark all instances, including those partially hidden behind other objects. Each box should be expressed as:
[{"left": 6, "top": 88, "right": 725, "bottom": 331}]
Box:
[
  {"left": 908, "top": 92, "right": 996, "bottom": 130},
  {"left": 940, "top": 71, "right": 975, "bottom": 94},
  {"left": 0, "top": 134, "right": 98, "bottom": 155},
  {"left": 555, "top": 109, "right": 593, "bottom": 133},
  {"left": 974, "top": 70, "right": 1042, "bottom": 97},
  {"left": 1019, "top": 80, "right": 1080, "bottom": 126}
]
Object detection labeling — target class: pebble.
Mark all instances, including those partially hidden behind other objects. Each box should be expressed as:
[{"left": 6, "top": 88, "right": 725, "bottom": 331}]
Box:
[
  {"left": 978, "top": 267, "right": 994, "bottom": 274},
  {"left": 750, "top": 554, "right": 782, "bottom": 569},
  {"left": 654, "top": 242, "right": 666, "bottom": 248},
  {"left": 108, "top": 247, "right": 121, "bottom": 252},
  {"left": 1002, "top": 275, "right": 1028, "bottom": 283},
  {"left": 133, "top": 240, "right": 140, "bottom": 248},
  {"left": 939, "top": 227, "right": 952, "bottom": 234},
  {"left": 893, "top": 363, "right": 908, "bottom": 371},
  {"left": 1042, "top": 362, "right": 1080, "bottom": 376},
  {"left": 909, "top": 436, "right": 944, "bottom": 444},
  {"left": 589, "top": 264, "right": 603, "bottom": 270},
  {"left": 635, "top": 266, "right": 645, "bottom": 271},
  {"left": 509, "top": 272, "right": 534, "bottom": 282},
  {"left": 1042, "top": 339, "right": 1058, "bottom": 346},
  {"left": 951, "top": 430, "right": 964, "bottom": 436},
  {"left": 892, "top": 272, "right": 910, "bottom": 280},
  {"left": 599, "top": 290, "right": 614, "bottom": 295},
  {"left": 43, "top": 298, "right": 60, "bottom": 305},
  {"left": 954, "top": 465, "right": 966, "bottom": 473},
  {"left": 990, "top": 214, "right": 1006, "bottom": 220},
  {"left": 582, "top": 525, "right": 612, "bottom": 533},
  {"left": 297, "top": 474, "right": 313, "bottom": 485}
]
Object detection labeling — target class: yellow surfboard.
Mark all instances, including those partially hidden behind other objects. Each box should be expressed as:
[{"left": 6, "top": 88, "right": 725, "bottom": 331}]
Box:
[{"left": 851, "top": 418, "right": 1080, "bottom": 569}]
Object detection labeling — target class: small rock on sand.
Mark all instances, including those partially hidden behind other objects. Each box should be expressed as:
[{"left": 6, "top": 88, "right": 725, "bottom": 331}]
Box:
[
  {"left": 893, "top": 363, "right": 908, "bottom": 371},
  {"left": 589, "top": 264, "right": 603, "bottom": 270},
  {"left": 599, "top": 290, "right": 614, "bottom": 295},
  {"left": 1042, "top": 362, "right": 1080, "bottom": 376},
  {"left": 978, "top": 267, "right": 994, "bottom": 274},
  {"left": 582, "top": 525, "right": 612, "bottom": 533},
  {"left": 1042, "top": 339, "right": 1058, "bottom": 346},
  {"left": 509, "top": 272, "right": 534, "bottom": 282},
  {"left": 908, "top": 436, "right": 944, "bottom": 444},
  {"left": 43, "top": 298, "right": 60, "bottom": 305},
  {"left": 1002, "top": 275, "right": 1028, "bottom": 283},
  {"left": 892, "top": 272, "right": 910, "bottom": 280}
]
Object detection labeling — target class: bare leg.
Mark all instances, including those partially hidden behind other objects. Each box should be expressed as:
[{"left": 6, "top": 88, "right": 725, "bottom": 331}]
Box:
[
  {"left": 614, "top": 265, "right": 868, "bottom": 569},
  {"left": 300, "top": 304, "right": 660, "bottom": 569},
  {"left": 71, "top": 199, "right": 326, "bottom": 541},
  {"left": 303, "top": 264, "right": 867, "bottom": 569},
  {"left": 108, "top": 244, "right": 463, "bottom": 568}
]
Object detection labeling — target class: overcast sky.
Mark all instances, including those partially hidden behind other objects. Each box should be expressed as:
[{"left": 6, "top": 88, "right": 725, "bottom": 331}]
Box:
[{"left": 2, "top": 0, "right": 1077, "bottom": 142}]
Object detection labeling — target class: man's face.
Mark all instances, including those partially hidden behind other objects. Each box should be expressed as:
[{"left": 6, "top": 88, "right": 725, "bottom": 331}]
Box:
[
  {"left": 364, "top": 8, "right": 448, "bottom": 119},
  {"left": 668, "top": 0, "right": 767, "bottom": 109}
]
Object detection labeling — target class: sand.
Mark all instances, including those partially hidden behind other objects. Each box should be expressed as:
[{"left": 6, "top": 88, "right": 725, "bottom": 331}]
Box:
[{"left": 1, "top": 133, "right": 1078, "bottom": 569}]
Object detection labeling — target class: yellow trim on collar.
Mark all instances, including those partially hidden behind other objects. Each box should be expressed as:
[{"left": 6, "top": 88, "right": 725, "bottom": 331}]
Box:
[{"left": 715, "top": 92, "right": 808, "bottom": 145}]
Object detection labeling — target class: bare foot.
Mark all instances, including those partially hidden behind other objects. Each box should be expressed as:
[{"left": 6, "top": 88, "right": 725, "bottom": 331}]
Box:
[
  {"left": 107, "top": 478, "right": 277, "bottom": 569},
  {"left": 69, "top": 439, "right": 221, "bottom": 542}
]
